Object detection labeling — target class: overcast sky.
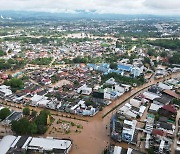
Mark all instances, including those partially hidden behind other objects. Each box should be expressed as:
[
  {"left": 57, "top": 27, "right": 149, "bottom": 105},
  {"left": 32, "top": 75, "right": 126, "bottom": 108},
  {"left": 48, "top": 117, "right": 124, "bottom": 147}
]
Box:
[{"left": 0, "top": 0, "right": 180, "bottom": 15}]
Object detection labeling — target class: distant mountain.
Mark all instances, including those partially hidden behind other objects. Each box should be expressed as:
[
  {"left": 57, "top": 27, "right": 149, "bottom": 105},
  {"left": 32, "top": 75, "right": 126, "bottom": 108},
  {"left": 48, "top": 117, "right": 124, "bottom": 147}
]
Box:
[{"left": 0, "top": 10, "right": 179, "bottom": 21}]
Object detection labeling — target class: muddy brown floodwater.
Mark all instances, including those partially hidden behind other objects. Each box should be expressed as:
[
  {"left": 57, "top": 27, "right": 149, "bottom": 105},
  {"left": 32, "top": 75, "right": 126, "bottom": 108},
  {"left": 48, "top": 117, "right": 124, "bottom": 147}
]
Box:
[{"left": 1, "top": 72, "right": 179, "bottom": 154}]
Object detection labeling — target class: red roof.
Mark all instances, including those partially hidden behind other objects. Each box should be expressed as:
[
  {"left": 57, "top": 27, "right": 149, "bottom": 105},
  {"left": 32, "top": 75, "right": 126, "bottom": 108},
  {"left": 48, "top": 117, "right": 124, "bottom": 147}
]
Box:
[
  {"left": 1, "top": 74, "right": 8, "bottom": 80},
  {"left": 162, "top": 104, "right": 176, "bottom": 113},
  {"left": 152, "top": 129, "right": 166, "bottom": 137}
]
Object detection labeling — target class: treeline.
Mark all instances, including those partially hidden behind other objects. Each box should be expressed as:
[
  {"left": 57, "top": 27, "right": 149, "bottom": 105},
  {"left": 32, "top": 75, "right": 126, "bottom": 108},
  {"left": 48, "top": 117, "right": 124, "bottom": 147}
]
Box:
[
  {"left": 149, "top": 39, "right": 180, "bottom": 50},
  {"left": 65, "top": 37, "right": 93, "bottom": 44},
  {"left": 11, "top": 110, "right": 51, "bottom": 135},
  {"left": 101, "top": 72, "right": 145, "bottom": 86},
  {"left": 169, "top": 52, "right": 180, "bottom": 64},
  {"left": 0, "top": 59, "right": 26, "bottom": 70},
  {"left": 0, "top": 50, "right": 6, "bottom": 56},
  {"left": 31, "top": 57, "right": 52, "bottom": 65},
  {"left": 63, "top": 56, "right": 103, "bottom": 64},
  {"left": 4, "top": 78, "right": 24, "bottom": 92}
]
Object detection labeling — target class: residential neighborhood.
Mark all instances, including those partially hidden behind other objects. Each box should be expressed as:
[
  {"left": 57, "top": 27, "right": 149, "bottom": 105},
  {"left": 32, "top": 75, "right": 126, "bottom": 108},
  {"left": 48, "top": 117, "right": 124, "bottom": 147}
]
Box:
[{"left": 0, "top": 9, "right": 179, "bottom": 154}]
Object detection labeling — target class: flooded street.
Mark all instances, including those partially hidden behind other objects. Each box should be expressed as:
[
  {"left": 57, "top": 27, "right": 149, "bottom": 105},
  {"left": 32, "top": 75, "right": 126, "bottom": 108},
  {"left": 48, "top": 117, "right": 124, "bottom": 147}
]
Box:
[{"left": 0, "top": 72, "right": 179, "bottom": 154}]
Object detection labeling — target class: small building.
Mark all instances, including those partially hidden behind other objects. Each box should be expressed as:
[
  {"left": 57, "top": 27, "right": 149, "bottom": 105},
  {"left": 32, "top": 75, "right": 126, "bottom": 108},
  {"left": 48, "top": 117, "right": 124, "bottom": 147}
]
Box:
[
  {"left": 159, "top": 104, "right": 177, "bottom": 118},
  {"left": 143, "top": 91, "right": 160, "bottom": 101},
  {"left": 2, "top": 111, "right": 23, "bottom": 125},
  {"left": 77, "top": 84, "right": 92, "bottom": 95},
  {"left": 163, "top": 89, "right": 180, "bottom": 99},
  {"left": 0, "top": 85, "right": 12, "bottom": 97},
  {"left": 122, "top": 120, "right": 137, "bottom": 143}
]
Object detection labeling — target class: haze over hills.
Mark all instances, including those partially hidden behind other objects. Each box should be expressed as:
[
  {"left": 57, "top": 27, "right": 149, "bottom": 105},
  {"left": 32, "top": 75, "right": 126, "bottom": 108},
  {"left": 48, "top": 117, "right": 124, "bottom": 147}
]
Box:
[{"left": 0, "top": 10, "right": 179, "bottom": 21}]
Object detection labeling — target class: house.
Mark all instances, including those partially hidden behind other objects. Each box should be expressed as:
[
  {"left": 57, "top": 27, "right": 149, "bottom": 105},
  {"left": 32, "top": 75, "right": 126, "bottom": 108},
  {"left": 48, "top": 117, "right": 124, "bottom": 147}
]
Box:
[
  {"left": 110, "top": 146, "right": 144, "bottom": 154},
  {"left": 2, "top": 112, "right": 23, "bottom": 125},
  {"left": 148, "top": 85, "right": 161, "bottom": 94},
  {"left": 143, "top": 91, "right": 160, "bottom": 101},
  {"left": 159, "top": 140, "right": 165, "bottom": 153},
  {"left": 129, "top": 98, "right": 141, "bottom": 108},
  {"left": 104, "top": 88, "right": 118, "bottom": 100},
  {"left": 152, "top": 129, "right": 167, "bottom": 137},
  {"left": 153, "top": 94, "right": 172, "bottom": 106},
  {"left": 163, "top": 89, "right": 180, "bottom": 99},
  {"left": 159, "top": 104, "right": 177, "bottom": 117},
  {"left": 114, "top": 84, "right": 125, "bottom": 94},
  {"left": 131, "top": 66, "right": 143, "bottom": 77},
  {"left": 1, "top": 74, "right": 8, "bottom": 80},
  {"left": 37, "top": 99, "right": 50, "bottom": 107},
  {"left": 117, "top": 64, "right": 132, "bottom": 72},
  {"left": 139, "top": 106, "right": 146, "bottom": 116},
  {"left": 145, "top": 114, "right": 155, "bottom": 134},
  {"left": 122, "top": 120, "right": 137, "bottom": 143},
  {"left": 149, "top": 103, "right": 163, "bottom": 113},
  {"left": 158, "top": 82, "right": 173, "bottom": 90},
  {"left": 121, "top": 84, "right": 131, "bottom": 92},
  {"left": 41, "top": 78, "right": 51, "bottom": 85},
  {"left": 30, "top": 95, "right": 48, "bottom": 106},
  {"left": 77, "top": 84, "right": 92, "bottom": 95},
  {"left": 105, "top": 77, "right": 116, "bottom": 85},
  {"left": 0, "top": 85, "right": 12, "bottom": 97},
  {"left": 118, "top": 104, "right": 137, "bottom": 119},
  {"left": 82, "top": 106, "right": 96, "bottom": 116}
]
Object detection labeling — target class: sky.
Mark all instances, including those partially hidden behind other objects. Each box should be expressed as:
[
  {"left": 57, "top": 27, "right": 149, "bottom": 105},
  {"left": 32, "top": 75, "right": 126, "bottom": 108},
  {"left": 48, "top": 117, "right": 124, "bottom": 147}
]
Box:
[{"left": 0, "top": 0, "right": 180, "bottom": 15}]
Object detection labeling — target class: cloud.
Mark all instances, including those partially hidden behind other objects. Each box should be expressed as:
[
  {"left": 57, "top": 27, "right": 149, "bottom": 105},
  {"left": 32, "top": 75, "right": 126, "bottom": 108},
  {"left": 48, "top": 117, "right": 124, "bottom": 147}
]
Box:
[
  {"left": 144, "top": 0, "right": 180, "bottom": 10},
  {"left": 0, "top": 0, "right": 179, "bottom": 15}
]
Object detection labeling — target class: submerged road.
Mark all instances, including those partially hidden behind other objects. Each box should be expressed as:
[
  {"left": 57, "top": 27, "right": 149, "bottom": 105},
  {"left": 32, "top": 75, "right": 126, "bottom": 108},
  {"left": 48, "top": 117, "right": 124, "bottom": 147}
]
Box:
[
  {"left": 0, "top": 72, "right": 179, "bottom": 154},
  {"left": 49, "top": 72, "right": 180, "bottom": 154}
]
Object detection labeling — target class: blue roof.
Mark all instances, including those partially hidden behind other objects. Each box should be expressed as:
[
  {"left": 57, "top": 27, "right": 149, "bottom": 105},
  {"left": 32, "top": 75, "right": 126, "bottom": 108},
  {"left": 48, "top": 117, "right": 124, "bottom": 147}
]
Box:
[
  {"left": 99, "top": 63, "right": 110, "bottom": 68},
  {"left": 87, "top": 63, "right": 97, "bottom": 69},
  {"left": 118, "top": 64, "right": 132, "bottom": 72}
]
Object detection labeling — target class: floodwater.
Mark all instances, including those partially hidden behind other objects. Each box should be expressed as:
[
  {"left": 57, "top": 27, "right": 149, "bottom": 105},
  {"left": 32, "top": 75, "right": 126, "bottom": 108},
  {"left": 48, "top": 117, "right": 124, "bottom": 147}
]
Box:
[
  {"left": 0, "top": 72, "right": 179, "bottom": 154},
  {"left": 66, "top": 33, "right": 118, "bottom": 41}
]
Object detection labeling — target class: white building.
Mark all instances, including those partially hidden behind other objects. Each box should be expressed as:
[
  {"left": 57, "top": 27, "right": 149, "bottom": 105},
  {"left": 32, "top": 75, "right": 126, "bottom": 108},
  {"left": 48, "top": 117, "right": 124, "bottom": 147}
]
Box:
[
  {"left": 77, "top": 84, "right": 92, "bottom": 95},
  {"left": 0, "top": 85, "right": 12, "bottom": 97},
  {"left": 30, "top": 95, "right": 48, "bottom": 106},
  {"left": 0, "top": 135, "right": 72, "bottom": 154}
]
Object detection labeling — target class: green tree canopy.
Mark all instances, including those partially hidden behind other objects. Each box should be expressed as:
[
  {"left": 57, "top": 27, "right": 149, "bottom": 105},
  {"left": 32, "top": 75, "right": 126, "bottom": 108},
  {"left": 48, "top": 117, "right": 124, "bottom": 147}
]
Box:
[
  {"left": 110, "top": 63, "right": 118, "bottom": 69},
  {"left": 4, "top": 78, "right": 24, "bottom": 92},
  {"left": 23, "top": 107, "right": 30, "bottom": 116},
  {"left": 0, "top": 108, "right": 11, "bottom": 121}
]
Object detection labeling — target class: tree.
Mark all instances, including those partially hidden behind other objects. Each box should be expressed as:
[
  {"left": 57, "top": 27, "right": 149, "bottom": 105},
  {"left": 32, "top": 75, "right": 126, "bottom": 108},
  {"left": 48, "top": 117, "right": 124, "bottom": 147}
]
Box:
[
  {"left": 169, "top": 52, "right": 180, "bottom": 64},
  {"left": 160, "top": 51, "right": 167, "bottom": 58},
  {"left": 110, "top": 63, "right": 118, "bottom": 69},
  {"left": 23, "top": 107, "right": 30, "bottom": 116},
  {"left": 11, "top": 118, "right": 38, "bottom": 135},
  {"left": 73, "top": 80, "right": 79, "bottom": 86},
  {"left": 28, "top": 122, "right": 37, "bottom": 134},
  {"left": 35, "top": 110, "right": 50, "bottom": 134},
  {"left": 143, "top": 57, "right": 151, "bottom": 65},
  {"left": 172, "top": 99, "right": 180, "bottom": 106},
  {"left": 8, "top": 74, "right": 12, "bottom": 79},
  {"left": 11, "top": 118, "right": 30, "bottom": 135},
  {"left": 0, "top": 108, "right": 11, "bottom": 121},
  {"left": 147, "top": 49, "right": 156, "bottom": 57},
  {"left": 0, "top": 50, "right": 6, "bottom": 57},
  {"left": 31, "top": 110, "right": 37, "bottom": 117},
  {"left": 4, "top": 78, "right": 24, "bottom": 92}
]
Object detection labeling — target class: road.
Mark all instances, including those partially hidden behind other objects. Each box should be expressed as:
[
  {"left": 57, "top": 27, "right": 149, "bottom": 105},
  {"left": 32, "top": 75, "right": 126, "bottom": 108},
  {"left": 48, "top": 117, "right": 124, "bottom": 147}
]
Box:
[
  {"left": 172, "top": 110, "right": 180, "bottom": 154},
  {"left": 0, "top": 72, "right": 179, "bottom": 154}
]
